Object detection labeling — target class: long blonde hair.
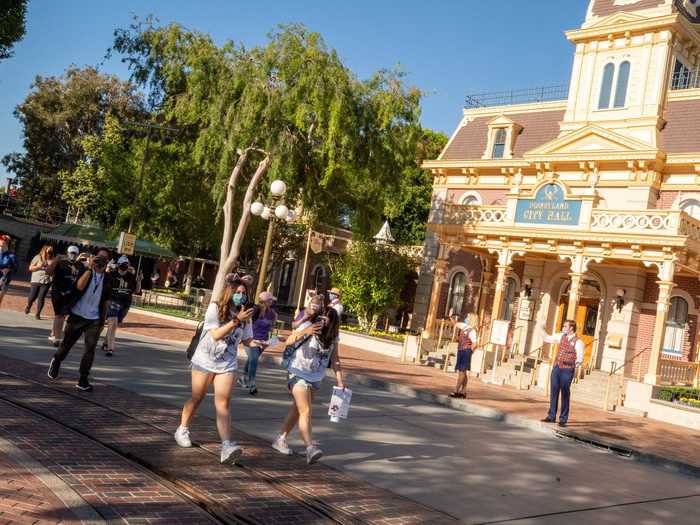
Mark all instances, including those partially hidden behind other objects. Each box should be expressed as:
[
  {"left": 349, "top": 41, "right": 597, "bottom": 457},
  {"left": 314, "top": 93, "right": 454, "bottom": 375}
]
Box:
[
  {"left": 38, "top": 244, "right": 54, "bottom": 263},
  {"left": 466, "top": 313, "right": 478, "bottom": 329}
]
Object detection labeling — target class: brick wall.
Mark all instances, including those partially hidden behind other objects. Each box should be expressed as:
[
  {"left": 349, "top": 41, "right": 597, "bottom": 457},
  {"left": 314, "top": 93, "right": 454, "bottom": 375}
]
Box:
[{"left": 630, "top": 308, "right": 655, "bottom": 378}]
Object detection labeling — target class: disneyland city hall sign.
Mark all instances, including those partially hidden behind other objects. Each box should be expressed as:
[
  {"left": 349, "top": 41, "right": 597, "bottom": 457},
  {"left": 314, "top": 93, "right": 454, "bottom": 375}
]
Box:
[{"left": 514, "top": 183, "right": 581, "bottom": 226}]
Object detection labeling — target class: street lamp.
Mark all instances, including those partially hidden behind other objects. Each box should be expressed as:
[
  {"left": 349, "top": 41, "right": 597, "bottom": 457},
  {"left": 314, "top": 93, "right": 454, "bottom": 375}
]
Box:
[{"left": 251, "top": 180, "right": 289, "bottom": 299}]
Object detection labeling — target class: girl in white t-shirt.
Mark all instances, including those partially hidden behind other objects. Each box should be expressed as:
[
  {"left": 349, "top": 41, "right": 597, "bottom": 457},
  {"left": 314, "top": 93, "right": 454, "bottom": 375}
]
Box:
[
  {"left": 272, "top": 295, "right": 345, "bottom": 465},
  {"left": 174, "top": 274, "right": 255, "bottom": 464}
]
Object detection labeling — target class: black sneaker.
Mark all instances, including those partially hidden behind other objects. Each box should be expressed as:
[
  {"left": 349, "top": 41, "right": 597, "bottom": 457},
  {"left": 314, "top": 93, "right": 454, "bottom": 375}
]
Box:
[
  {"left": 47, "top": 358, "right": 60, "bottom": 380},
  {"left": 249, "top": 384, "right": 258, "bottom": 396},
  {"left": 76, "top": 378, "right": 93, "bottom": 392},
  {"left": 105, "top": 349, "right": 113, "bottom": 357},
  {"left": 102, "top": 342, "right": 108, "bottom": 353}
]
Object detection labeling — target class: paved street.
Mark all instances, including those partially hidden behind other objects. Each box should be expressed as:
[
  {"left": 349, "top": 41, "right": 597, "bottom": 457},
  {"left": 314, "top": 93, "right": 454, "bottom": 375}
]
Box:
[{"left": 2, "top": 309, "right": 700, "bottom": 524}]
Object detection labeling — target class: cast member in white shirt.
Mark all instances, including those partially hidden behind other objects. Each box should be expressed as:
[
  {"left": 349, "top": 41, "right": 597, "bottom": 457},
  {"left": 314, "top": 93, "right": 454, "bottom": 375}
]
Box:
[{"left": 540, "top": 319, "right": 584, "bottom": 427}]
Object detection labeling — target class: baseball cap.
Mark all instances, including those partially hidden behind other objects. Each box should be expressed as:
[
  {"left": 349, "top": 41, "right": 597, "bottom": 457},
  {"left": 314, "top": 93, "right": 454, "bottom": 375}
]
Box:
[
  {"left": 67, "top": 245, "right": 79, "bottom": 254},
  {"left": 117, "top": 255, "right": 130, "bottom": 265}
]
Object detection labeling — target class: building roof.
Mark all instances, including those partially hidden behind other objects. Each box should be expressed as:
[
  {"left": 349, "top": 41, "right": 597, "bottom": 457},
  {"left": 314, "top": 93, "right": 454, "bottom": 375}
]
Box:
[
  {"left": 590, "top": 0, "right": 665, "bottom": 18},
  {"left": 440, "top": 109, "right": 565, "bottom": 161},
  {"left": 661, "top": 99, "right": 700, "bottom": 154},
  {"left": 41, "top": 223, "right": 175, "bottom": 258}
]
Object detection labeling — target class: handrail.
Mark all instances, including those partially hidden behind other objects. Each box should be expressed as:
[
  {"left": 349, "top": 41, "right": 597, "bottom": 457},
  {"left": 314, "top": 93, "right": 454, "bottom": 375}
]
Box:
[{"left": 603, "top": 346, "right": 650, "bottom": 411}]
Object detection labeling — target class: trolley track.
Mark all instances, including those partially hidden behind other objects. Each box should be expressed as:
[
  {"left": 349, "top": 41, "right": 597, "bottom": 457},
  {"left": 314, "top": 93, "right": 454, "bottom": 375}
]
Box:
[{"left": 0, "top": 370, "right": 379, "bottom": 525}]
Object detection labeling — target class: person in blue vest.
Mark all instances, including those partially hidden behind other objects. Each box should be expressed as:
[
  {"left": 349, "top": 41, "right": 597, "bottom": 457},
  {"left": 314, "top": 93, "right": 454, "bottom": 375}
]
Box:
[
  {"left": 449, "top": 313, "right": 479, "bottom": 399},
  {"left": 540, "top": 320, "right": 584, "bottom": 427},
  {"left": 0, "top": 234, "right": 18, "bottom": 308}
]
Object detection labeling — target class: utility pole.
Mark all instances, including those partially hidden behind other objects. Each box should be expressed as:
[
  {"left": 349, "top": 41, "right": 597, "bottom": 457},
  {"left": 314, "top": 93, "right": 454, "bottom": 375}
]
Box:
[{"left": 125, "top": 120, "right": 179, "bottom": 234}]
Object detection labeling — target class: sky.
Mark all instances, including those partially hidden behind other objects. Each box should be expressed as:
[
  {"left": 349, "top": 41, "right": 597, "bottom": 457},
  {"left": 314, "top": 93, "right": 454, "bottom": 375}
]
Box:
[{"left": 0, "top": 0, "right": 590, "bottom": 184}]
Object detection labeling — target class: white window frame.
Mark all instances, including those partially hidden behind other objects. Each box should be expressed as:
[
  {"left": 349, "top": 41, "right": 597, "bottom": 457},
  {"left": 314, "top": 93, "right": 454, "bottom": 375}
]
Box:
[
  {"left": 597, "top": 59, "right": 631, "bottom": 110},
  {"left": 459, "top": 191, "right": 482, "bottom": 206},
  {"left": 482, "top": 116, "right": 522, "bottom": 160}
]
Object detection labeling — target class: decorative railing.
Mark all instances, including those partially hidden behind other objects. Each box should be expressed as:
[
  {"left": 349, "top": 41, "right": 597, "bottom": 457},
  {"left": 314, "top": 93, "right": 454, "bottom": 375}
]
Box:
[
  {"left": 659, "top": 359, "right": 700, "bottom": 387},
  {"left": 591, "top": 210, "right": 679, "bottom": 232},
  {"left": 440, "top": 204, "right": 700, "bottom": 243},
  {"left": 442, "top": 204, "right": 507, "bottom": 226},
  {"left": 464, "top": 84, "right": 569, "bottom": 108},
  {"left": 671, "top": 70, "right": 700, "bottom": 91}
]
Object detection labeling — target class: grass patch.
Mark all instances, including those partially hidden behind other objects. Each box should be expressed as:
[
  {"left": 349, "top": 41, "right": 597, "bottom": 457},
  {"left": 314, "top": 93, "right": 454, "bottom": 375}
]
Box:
[{"left": 137, "top": 303, "right": 203, "bottom": 321}]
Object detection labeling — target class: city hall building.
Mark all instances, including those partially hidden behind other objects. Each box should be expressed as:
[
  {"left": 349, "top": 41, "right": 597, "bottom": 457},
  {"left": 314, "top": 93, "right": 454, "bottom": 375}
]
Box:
[{"left": 414, "top": 0, "right": 700, "bottom": 419}]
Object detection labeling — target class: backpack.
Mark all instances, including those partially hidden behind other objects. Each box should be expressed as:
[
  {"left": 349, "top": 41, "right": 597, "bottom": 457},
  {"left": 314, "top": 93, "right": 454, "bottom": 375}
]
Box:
[{"left": 186, "top": 322, "right": 205, "bottom": 361}]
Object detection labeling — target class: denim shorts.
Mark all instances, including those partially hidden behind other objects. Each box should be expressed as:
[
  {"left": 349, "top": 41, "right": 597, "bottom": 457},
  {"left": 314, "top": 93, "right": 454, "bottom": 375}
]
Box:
[
  {"left": 288, "top": 375, "right": 322, "bottom": 391},
  {"left": 190, "top": 362, "right": 234, "bottom": 375}
]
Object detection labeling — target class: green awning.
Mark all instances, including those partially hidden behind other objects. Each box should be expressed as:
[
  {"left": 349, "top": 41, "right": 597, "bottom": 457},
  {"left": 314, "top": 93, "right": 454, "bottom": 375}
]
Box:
[{"left": 41, "top": 223, "right": 175, "bottom": 259}]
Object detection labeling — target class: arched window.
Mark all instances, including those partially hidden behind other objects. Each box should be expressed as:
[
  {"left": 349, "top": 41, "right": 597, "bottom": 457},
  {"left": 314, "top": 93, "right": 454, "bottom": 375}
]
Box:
[
  {"left": 598, "top": 63, "right": 615, "bottom": 109},
  {"left": 663, "top": 296, "right": 689, "bottom": 356},
  {"left": 460, "top": 194, "right": 480, "bottom": 206},
  {"left": 681, "top": 199, "right": 700, "bottom": 221},
  {"left": 499, "top": 277, "right": 518, "bottom": 321},
  {"left": 491, "top": 128, "right": 507, "bottom": 159},
  {"left": 446, "top": 272, "right": 467, "bottom": 316},
  {"left": 614, "top": 61, "right": 630, "bottom": 108}
]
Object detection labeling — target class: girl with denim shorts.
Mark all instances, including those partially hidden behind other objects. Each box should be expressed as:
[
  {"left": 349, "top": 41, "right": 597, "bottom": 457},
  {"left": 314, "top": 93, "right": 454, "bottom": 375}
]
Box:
[
  {"left": 174, "top": 273, "right": 255, "bottom": 464},
  {"left": 271, "top": 295, "right": 345, "bottom": 465}
]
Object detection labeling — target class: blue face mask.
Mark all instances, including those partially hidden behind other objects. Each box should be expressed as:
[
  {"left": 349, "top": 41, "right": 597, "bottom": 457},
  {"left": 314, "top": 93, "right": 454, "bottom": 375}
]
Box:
[{"left": 232, "top": 292, "right": 247, "bottom": 306}]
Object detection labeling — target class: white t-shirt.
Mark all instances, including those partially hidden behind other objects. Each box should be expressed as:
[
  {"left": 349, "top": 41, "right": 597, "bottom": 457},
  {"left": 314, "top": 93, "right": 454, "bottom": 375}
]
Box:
[
  {"left": 287, "top": 320, "right": 332, "bottom": 384},
  {"left": 71, "top": 271, "right": 104, "bottom": 320},
  {"left": 191, "top": 303, "right": 253, "bottom": 373}
]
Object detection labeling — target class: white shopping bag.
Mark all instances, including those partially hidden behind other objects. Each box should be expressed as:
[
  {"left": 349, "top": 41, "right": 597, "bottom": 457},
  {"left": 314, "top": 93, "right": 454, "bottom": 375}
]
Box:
[{"left": 328, "top": 386, "right": 352, "bottom": 423}]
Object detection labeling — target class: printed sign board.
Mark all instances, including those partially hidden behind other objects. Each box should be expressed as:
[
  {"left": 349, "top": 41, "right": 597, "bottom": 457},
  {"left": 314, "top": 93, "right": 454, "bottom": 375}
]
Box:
[
  {"left": 117, "top": 232, "right": 136, "bottom": 256},
  {"left": 518, "top": 298, "right": 534, "bottom": 321},
  {"left": 490, "top": 319, "right": 510, "bottom": 346},
  {"left": 515, "top": 183, "right": 581, "bottom": 226}
]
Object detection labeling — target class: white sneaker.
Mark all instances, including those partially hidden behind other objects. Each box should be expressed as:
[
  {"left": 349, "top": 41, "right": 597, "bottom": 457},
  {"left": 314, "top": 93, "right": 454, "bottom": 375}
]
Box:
[
  {"left": 271, "top": 435, "right": 292, "bottom": 455},
  {"left": 174, "top": 426, "right": 192, "bottom": 448},
  {"left": 236, "top": 376, "right": 247, "bottom": 388},
  {"left": 220, "top": 441, "right": 243, "bottom": 464},
  {"left": 306, "top": 445, "right": 323, "bottom": 465}
]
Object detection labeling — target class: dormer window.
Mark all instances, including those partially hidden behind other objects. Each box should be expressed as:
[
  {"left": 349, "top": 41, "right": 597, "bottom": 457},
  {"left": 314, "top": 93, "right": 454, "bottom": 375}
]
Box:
[
  {"left": 492, "top": 128, "right": 507, "bottom": 159},
  {"left": 483, "top": 116, "right": 522, "bottom": 160},
  {"left": 598, "top": 61, "right": 631, "bottom": 109}
]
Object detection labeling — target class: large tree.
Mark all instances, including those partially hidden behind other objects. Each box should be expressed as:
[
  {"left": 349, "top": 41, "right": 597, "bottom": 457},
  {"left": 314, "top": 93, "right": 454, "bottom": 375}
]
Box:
[
  {"left": 0, "top": 0, "right": 27, "bottom": 60},
  {"left": 2, "top": 66, "right": 142, "bottom": 221},
  {"left": 111, "top": 20, "right": 425, "bottom": 297}
]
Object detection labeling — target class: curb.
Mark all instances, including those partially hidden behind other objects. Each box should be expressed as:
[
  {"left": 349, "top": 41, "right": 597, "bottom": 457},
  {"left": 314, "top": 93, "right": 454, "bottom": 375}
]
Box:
[{"left": 256, "top": 353, "right": 700, "bottom": 479}]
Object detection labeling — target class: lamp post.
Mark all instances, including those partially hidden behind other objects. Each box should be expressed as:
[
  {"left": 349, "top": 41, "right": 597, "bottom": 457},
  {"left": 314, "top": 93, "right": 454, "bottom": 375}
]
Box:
[{"left": 251, "top": 180, "right": 291, "bottom": 299}]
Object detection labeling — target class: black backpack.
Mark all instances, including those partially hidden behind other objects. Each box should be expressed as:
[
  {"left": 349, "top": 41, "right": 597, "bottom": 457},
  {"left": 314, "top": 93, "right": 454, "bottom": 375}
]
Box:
[{"left": 186, "top": 322, "right": 205, "bottom": 361}]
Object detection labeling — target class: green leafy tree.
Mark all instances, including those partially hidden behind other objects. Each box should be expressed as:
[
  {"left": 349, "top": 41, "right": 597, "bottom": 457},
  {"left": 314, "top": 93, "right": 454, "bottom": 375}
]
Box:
[
  {"left": 331, "top": 241, "right": 412, "bottom": 331},
  {"left": 111, "top": 20, "right": 425, "bottom": 297},
  {"left": 384, "top": 129, "right": 448, "bottom": 245},
  {"left": 0, "top": 0, "right": 27, "bottom": 60},
  {"left": 2, "top": 66, "right": 142, "bottom": 221}
]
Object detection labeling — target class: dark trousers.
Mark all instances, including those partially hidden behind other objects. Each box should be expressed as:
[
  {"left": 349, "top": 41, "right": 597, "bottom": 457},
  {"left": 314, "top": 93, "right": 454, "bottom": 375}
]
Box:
[
  {"left": 548, "top": 365, "right": 575, "bottom": 423},
  {"left": 53, "top": 314, "right": 103, "bottom": 380},
  {"left": 27, "top": 283, "right": 50, "bottom": 315}
]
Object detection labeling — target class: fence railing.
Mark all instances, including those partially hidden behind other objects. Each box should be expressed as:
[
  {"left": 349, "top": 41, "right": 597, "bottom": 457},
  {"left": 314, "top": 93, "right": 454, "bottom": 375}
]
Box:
[
  {"left": 139, "top": 288, "right": 211, "bottom": 320},
  {"left": 465, "top": 84, "right": 568, "bottom": 108},
  {"left": 671, "top": 70, "right": 700, "bottom": 91},
  {"left": 659, "top": 359, "right": 700, "bottom": 386}
]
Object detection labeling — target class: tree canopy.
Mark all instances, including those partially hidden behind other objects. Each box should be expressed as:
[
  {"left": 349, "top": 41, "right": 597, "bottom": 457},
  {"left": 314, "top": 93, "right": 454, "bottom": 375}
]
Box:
[{"left": 0, "top": 0, "right": 27, "bottom": 60}]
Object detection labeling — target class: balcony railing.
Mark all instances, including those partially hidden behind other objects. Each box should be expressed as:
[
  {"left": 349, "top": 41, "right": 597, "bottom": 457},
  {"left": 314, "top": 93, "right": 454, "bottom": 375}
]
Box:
[
  {"left": 671, "top": 70, "right": 700, "bottom": 91},
  {"left": 464, "top": 84, "right": 569, "bottom": 108},
  {"left": 440, "top": 204, "right": 700, "bottom": 244}
]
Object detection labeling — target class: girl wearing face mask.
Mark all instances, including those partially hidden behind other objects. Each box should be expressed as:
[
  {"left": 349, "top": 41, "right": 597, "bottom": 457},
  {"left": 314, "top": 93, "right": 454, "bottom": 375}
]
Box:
[
  {"left": 26, "top": 244, "right": 55, "bottom": 319},
  {"left": 175, "top": 273, "right": 256, "bottom": 464},
  {"left": 103, "top": 256, "right": 137, "bottom": 357},
  {"left": 272, "top": 295, "right": 345, "bottom": 465}
]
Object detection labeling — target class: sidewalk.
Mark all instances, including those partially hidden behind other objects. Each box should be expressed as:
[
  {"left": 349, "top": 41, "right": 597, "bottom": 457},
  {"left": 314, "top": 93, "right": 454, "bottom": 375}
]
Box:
[{"left": 3, "top": 280, "right": 700, "bottom": 476}]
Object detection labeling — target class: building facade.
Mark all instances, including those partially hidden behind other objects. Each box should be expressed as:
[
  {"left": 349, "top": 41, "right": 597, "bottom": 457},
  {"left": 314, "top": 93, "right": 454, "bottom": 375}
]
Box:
[{"left": 416, "top": 0, "right": 700, "bottom": 390}]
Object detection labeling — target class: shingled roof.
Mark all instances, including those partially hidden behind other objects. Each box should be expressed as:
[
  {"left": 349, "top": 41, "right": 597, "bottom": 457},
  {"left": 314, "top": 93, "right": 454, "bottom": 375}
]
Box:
[
  {"left": 661, "top": 99, "right": 700, "bottom": 153},
  {"left": 440, "top": 110, "right": 565, "bottom": 161}
]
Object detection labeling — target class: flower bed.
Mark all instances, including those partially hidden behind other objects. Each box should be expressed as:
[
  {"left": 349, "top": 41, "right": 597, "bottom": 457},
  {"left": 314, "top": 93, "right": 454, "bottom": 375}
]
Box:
[
  {"left": 340, "top": 324, "right": 405, "bottom": 343},
  {"left": 656, "top": 387, "right": 700, "bottom": 408}
]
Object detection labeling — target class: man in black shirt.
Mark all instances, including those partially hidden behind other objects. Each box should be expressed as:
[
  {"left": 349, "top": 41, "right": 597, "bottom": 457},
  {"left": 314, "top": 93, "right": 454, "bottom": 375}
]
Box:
[
  {"left": 47, "top": 245, "right": 83, "bottom": 346},
  {"left": 103, "top": 255, "right": 137, "bottom": 357}
]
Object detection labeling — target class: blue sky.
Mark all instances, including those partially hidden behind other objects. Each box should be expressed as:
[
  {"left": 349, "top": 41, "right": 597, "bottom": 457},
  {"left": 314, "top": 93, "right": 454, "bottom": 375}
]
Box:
[{"left": 0, "top": 0, "right": 589, "bottom": 183}]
